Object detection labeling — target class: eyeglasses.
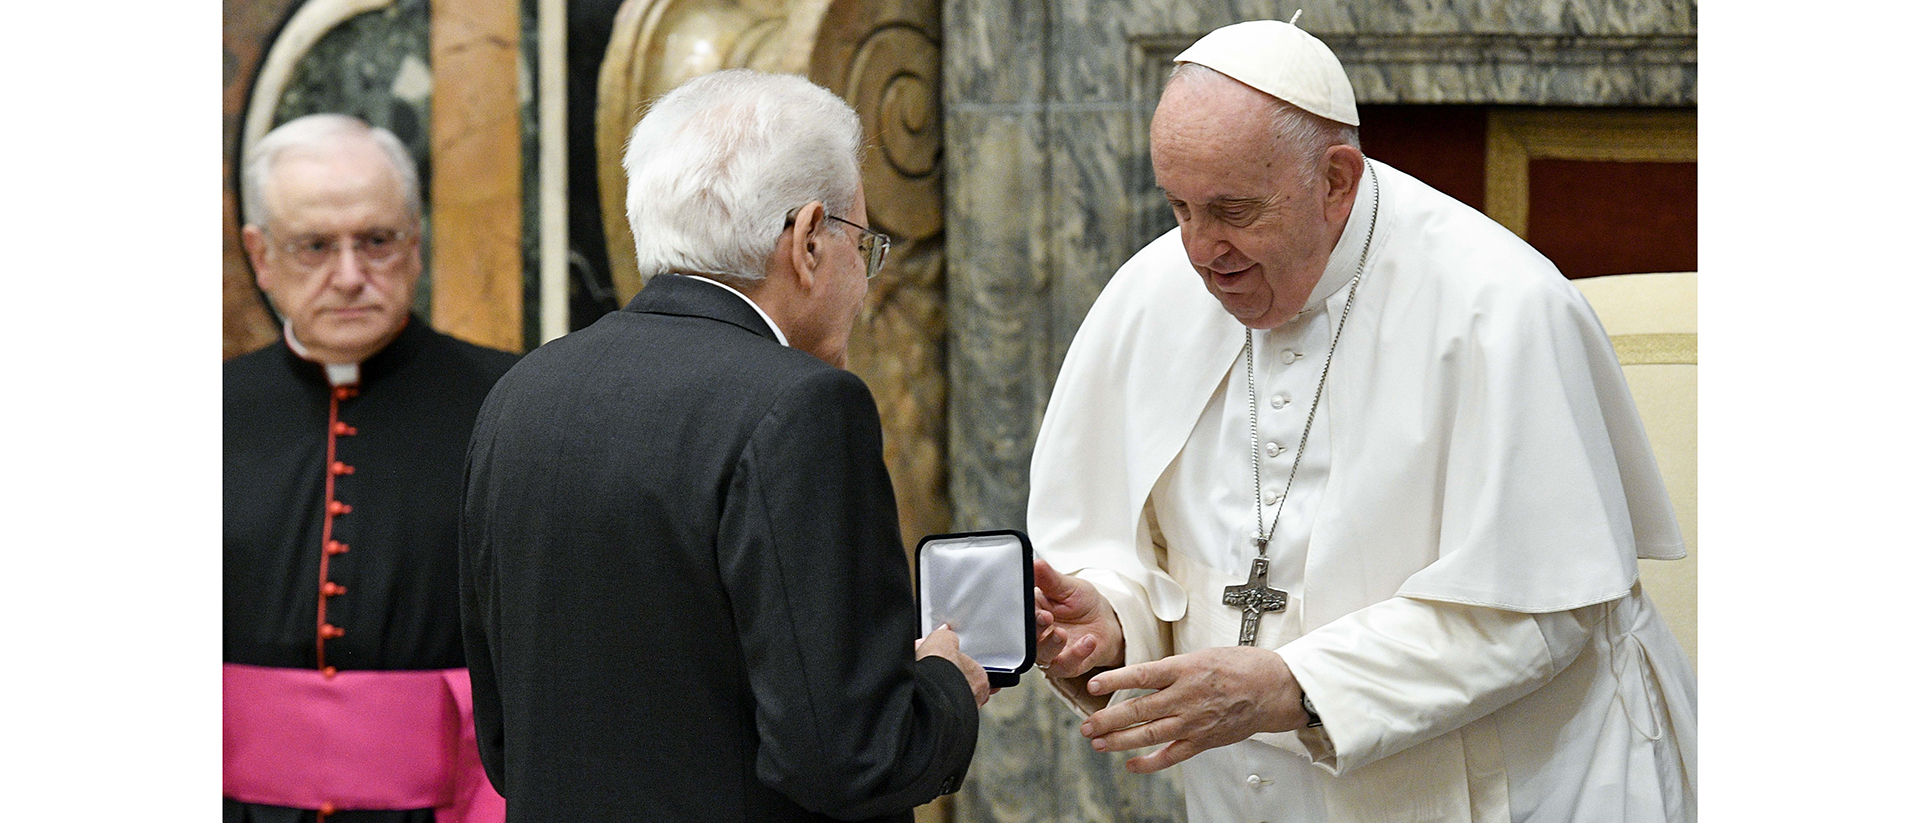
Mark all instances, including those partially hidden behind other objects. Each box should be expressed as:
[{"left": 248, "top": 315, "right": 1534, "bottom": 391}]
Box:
[
  {"left": 273, "top": 228, "right": 413, "bottom": 270},
  {"left": 786, "top": 208, "right": 890, "bottom": 279}
]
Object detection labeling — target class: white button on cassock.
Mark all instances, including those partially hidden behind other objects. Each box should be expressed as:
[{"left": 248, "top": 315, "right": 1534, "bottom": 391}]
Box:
[
  {"left": 1265, "top": 441, "right": 1281, "bottom": 457},
  {"left": 1271, "top": 394, "right": 1289, "bottom": 408},
  {"left": 1280, "top": 349, "right": 1300, "bottom": 364}
]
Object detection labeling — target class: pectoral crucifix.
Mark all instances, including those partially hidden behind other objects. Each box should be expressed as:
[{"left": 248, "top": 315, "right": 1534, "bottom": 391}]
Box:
[{"left": 1222, "top": 555, "right": 1288, "bottom": 646}]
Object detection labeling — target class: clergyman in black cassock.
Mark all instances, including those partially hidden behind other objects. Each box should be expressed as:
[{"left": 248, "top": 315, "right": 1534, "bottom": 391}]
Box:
[
  {"left": 225, "top": 113, "right": 517, "bottom": 823},
  {"left": 225, "top": 318, "right": 516, "bottom": 823},
  {"left": 225, "top": 317, "right": 516, "bottom": 677}
]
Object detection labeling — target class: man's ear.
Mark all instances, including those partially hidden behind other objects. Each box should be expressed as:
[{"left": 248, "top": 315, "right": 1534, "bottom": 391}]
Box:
[
  {"left": 1320, "top": 144, "right": 1365, "bottom": 223},
  {"left": 785, "top": 201, "right": 828, "bottom": 292},
  {"left": 242, "top": 224, "right": 274, "bottom": 291}
]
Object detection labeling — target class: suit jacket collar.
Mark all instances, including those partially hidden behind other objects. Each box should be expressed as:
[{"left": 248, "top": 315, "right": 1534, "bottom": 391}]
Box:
[{"left": 625, "top": 273, "right": 780, "bottom": 343}]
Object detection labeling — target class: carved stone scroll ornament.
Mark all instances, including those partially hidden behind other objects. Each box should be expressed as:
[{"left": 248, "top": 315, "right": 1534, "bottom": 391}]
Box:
[{"left": 597, "top": 0, "right": 951, "bottom": 550}]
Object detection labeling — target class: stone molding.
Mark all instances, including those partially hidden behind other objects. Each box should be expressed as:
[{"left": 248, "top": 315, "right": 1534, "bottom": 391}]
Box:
[{"left": 1132, "top": 32, "right": 1696, "bottom": 108}]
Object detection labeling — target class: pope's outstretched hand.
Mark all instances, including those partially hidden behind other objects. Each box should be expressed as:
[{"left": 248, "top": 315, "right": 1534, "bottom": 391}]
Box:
[{"left": 1032, "top": 558, "right": 1125, "bottom": 678}]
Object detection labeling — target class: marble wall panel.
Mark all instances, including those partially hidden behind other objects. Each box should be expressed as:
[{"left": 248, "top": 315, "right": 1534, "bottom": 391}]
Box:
[
  {"left": 942, "top": 0, "right": 1047, "bottom": 104},
  {"left": 519, "top": 0, "right": 543, "bottom": 348},
  {"left": 1043, "top": 107, "right": 1140, "bottom": 376},
  {"left": 223, "top": 0, "right": 303, "bottom": 360},
  {"left": 944, "top": 107, "right": 1053, "bottom": 535},
  {"left": 273, "top": 1, "right": 434, "bottom": 160},
  {"left": 1299, "top": 0, "right": 1695, "bottom": 35},
  {"left": 429, "top": 0, "right": 525, "bottom": 352},
  {"left": 1332, "top": 33, "right": 1696, "bottom": 105}
]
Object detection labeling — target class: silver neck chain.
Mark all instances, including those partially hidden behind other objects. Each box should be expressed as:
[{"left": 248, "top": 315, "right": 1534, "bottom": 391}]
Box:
[{"left": 1248, "top": 160, "right": 1378, "bottom": 554}]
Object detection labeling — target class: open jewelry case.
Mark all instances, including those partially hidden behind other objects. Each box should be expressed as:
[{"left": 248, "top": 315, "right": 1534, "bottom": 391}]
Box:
[{"left": 915, "top": 529, "right": 1036, "bottom": 688}]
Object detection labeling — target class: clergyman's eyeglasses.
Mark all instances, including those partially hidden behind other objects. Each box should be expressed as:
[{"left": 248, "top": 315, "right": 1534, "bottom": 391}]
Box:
[
  {"left": 785, "top": 208, "right": 890, "bottom": 279},
  {"left": 273, "top": 228, "right": 413, "bottom": 270}
]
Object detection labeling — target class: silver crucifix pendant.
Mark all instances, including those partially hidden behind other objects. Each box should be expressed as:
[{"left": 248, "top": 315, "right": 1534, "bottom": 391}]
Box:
[{"left": 1222, "top": 555, "right": 1288, "bottom": 645}]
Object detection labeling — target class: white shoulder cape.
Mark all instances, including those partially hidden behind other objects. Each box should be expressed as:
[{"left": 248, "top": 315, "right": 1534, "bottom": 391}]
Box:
[{"left": 1027, "top": 160, "right": 1684, "bottom": 624}]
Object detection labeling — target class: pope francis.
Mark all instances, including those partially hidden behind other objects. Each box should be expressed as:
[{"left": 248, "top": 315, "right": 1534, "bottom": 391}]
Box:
[{"left": 1027, "top": 18, "right": 1697, "bottom": 823}]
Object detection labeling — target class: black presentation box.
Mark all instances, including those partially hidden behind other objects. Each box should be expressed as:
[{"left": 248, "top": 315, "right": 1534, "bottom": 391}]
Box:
[{"left": 915, "top": 529, "right": 1037, "bottom": 688}]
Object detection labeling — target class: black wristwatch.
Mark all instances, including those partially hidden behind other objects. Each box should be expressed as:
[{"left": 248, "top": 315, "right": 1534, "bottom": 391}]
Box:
[{"left": 1300, "top": 691, "right": 1324, "bottom": 728}]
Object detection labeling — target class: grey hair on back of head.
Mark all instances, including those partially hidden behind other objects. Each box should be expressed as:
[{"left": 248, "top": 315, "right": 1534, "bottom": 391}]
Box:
[
  {"left": 1168, "top": 62, "right": 1360, "bottom": 183},
  {"left": 240, "top": 113, "right": 421, "bottom": 230},
  {"left": 622, "top": 69, "right": 865, "bottom": 286}
]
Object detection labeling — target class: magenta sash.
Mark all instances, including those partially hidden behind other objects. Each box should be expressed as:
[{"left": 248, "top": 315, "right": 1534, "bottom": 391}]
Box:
[{"left": 223, "top": 664, "right": 505, "bottom": 823}]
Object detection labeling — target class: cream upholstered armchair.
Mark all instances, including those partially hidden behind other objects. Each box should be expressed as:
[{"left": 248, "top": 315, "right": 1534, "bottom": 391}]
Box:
[{"left": 1574, "top": 272, "right": 1697, "bottom": 666}]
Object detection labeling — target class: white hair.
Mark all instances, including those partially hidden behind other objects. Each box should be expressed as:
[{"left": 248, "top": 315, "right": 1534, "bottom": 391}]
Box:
[
  {"left": 623, "top": 69, "right": 864, "bottom": 285},
  {"left": 240, "top": 113, "right": 421, "bottom": 229},
  {"left": 1169, "top": 62, "right": 1361, "bottom": 183}
]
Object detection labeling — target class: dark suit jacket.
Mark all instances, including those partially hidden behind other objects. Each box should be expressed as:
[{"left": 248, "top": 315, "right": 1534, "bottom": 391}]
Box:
[{"left": 460, "top": 274, "right": 977, "bottom": 822}]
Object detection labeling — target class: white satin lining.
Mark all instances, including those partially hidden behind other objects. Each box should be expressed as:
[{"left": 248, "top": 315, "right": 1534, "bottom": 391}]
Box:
[{"left": 919, "top": 534, "right": 1029, "bottom": 671}]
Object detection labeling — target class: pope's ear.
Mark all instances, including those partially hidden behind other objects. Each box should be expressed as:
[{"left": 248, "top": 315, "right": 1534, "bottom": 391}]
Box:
[{"left": 1320, "top": 144, "right": 1365, "bottom": 217}]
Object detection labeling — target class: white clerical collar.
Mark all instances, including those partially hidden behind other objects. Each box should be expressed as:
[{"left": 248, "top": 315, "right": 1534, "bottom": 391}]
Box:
[
  {"left": 284, "top": 322, "right": 361, "bottom": 386},
  {"left": 1301, "top": 159, "right": 1379, "bottom": 312},
  {"left": 684, "top": 274, "right": 790, "bottom": 347}
]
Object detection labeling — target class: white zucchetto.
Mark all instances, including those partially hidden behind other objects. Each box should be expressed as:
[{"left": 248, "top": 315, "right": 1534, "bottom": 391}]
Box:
[{"left": 1174, "top": 19, "right": 1361, "bottom": 127}]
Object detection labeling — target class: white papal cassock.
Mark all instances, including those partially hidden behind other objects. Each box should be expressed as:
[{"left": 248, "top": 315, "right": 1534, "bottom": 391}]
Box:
[{"left": 1030, "top": 160, "right": 1696, "bottom": 823}]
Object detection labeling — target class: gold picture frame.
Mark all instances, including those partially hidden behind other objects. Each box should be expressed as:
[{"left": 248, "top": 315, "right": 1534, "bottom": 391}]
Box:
[{"left": 1484, "top": 108, "right": 1697, "bottom": 239}]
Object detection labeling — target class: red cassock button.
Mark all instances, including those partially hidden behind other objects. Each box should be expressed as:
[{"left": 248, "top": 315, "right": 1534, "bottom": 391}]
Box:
[
  {"left": 326, "top": 540, "right": 349, "bottom": 555},
  {"left": 322, "top": 666, "right": 338, "bottom": 679},
  {"left": 319, "top": 801, "right": 337, "bottom": 815},
  {"left": 328, "top": 501, "right": 352, "bottom": 516},
  {"left": 320, "top": 624, "right": 345, "bottom": 639},
  {"left": 332, "top": 422, "right": 358, "bottom": 436},
  {"left": 322, "top": 582, "right": 347, "bottom": 597},
  {"left": 330, "top": 461, "right": 355, "bottom": 476},
  {"left": 332, "top": 386, "right": 358, "bottom": 401}
]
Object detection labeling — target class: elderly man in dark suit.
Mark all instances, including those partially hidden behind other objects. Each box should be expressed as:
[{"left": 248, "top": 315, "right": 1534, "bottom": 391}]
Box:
[{"left": 458, "top": 69, "right": 988, "bottom": 822}]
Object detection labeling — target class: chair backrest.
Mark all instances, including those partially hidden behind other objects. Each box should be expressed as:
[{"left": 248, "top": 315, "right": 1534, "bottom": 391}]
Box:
[{"left": 1573, "top": 272, "right": 1697, "bottom": 666}]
